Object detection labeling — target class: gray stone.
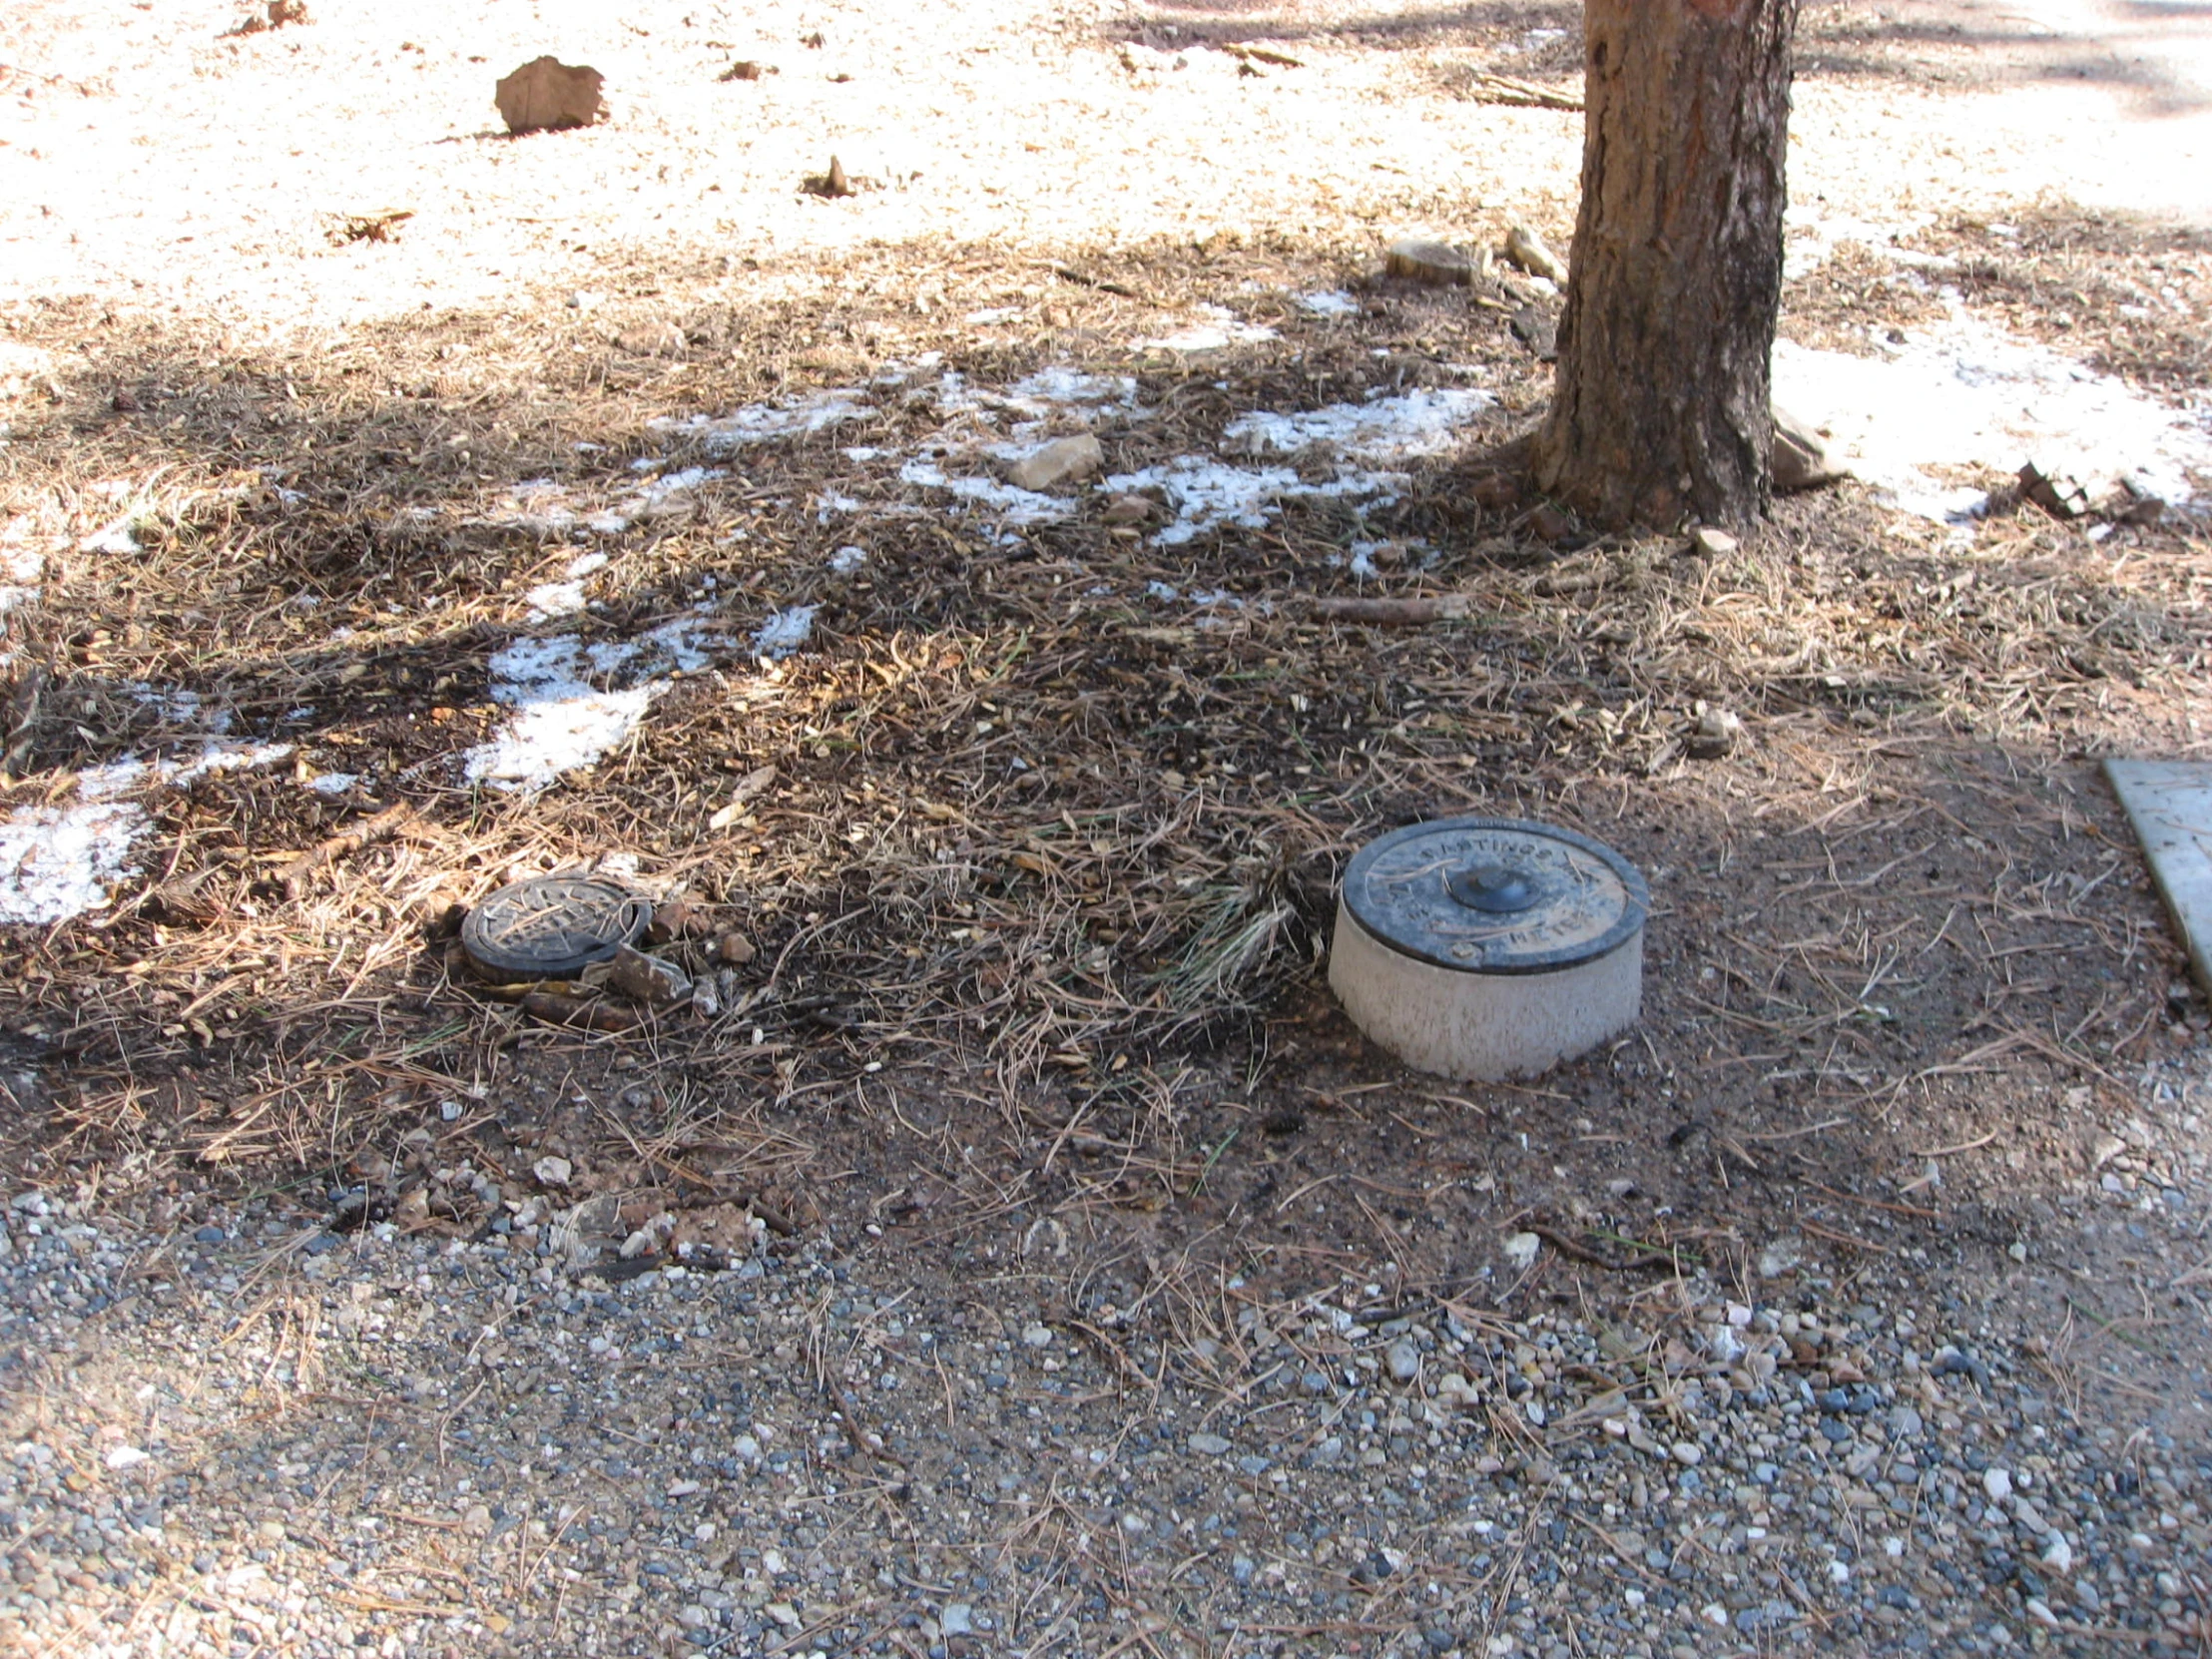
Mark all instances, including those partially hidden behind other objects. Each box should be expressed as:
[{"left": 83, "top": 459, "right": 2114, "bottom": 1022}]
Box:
[
  {"left": 1005, "top": 435, "right": 1103, "bottom": 492},
  {"left": 1385, "top": 1339, "right": 1419, "bottom": 1383},
  {"left": 1188, "top": 1432, "right": 1232, "bottom": 1456},
  {"left": 609, "top": 944, "right": 691, "bottom": 1007},
  {"left": 1773, "top": 405, "right": 1849, "bottom": 491}
]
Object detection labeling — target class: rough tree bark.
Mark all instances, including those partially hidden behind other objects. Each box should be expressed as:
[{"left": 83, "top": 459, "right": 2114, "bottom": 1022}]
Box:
[{"left": 1531, "top": 0, "right": 1802, "bottom": 529}]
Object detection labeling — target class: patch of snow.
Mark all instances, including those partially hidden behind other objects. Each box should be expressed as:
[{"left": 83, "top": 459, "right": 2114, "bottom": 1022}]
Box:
[
  {"left": 566, "top": 551, "right": 609, "bottom": 580},
  {"left": 306, "top": 772, "right": 359, "bottom": 797},
  {"left": 1297, "top": 289, "right": 1361, "bottom": 318},
  {"left": 843, "top": 446, "right": 886, "bottom": 462},
  {"left": 753, "top": 606, "right": 818, "bottom": 660},
  {"left": 966, "top": 305, "right": 1022, "bottom": 324},
  {"left": 898, "top": 460, "right": 1072, "bottom": 525},
  {"left": 1006, "top": 368, "right": 1145, "bottom": 417},
  {"left": 1145, "top": 581, "right": 1180, "bottom": 602},
  {"left": 828, "top": 545, "right": 868, "bottom": 574},
  {"left": 3, "top": 742, "right": 292, "bottom": 923},
  {"left": 79, "top": 521, "right": 142, "bottom": 556},
  {"left": 168, "top": 742, "right": 293, "bottom": 789},
  {"left": 816, "top": 491, "right": 864, "bottom": 522},
  {"left": 1102, "top": 458, "right": 1408, "bottom": 546},
  {"left": 0, "top": 800, "right": 142, "bottom": 925},
  {"left": 1771, "top": 311, "right": 2212, "bottom": 525},
  {"left": 651, "top": 390, "right": 868, "bottom": 455},
  {"left": 525, "top": 581, "right": 588, "bottom": 619},
  {"left": 1143, "top": 305, "right": 1279, "bottom": 352},
  {"left": 1225, "top": 387, "right": 1494, "bottom": 461},
  {"left": 1783, "top": 206, "right": 1936, "bottom": 280},
  {"left": 124, "top": 683, "right": 225, "bottom": 730},
  {"left": 465, "top": 617, "right": 732, "bottom": 795},
  {"left": 615, "top": 465, "right": 726, "bottom": 521}
]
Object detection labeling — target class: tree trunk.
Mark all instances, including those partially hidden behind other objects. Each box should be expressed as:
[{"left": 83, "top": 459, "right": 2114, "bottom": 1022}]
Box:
[{"left": 1531, "top": 0, "right": 1801, "bottom": 529}]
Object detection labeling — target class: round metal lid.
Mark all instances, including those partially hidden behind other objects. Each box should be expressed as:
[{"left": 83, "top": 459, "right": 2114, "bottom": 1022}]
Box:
[
  {"left": 1341, "top": 817, "right": 1648, "bottom": 975},
  {"left": 461, "top": 874, "right": 652, "bottom": 982}
]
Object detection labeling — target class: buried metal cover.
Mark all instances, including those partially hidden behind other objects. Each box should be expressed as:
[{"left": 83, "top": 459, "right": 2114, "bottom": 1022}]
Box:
[
  {"left": 461, "top": 874, "right": 652, "bottom": 982},
  {"left": 1330, "top": 817, "right": 1648, "bottom": 1079}
]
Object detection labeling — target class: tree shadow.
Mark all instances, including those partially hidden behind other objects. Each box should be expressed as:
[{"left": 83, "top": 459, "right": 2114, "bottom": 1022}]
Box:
[
  {"left": 0, "top": 233, "right": 2201, "bottom": 1453},
  {"left": 1105, "top": 0, "right": 2212, "bottom": 117}
]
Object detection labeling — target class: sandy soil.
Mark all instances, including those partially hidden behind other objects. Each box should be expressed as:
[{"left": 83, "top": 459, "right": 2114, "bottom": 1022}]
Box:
[{"left": 2, "top": 0, "right": 2207, "bottom": 342}]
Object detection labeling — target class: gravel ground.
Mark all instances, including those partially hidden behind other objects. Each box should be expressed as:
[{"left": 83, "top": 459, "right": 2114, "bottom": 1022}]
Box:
[{"left": 5, "top": 1047, "right": 2210, "bottom": 1659}]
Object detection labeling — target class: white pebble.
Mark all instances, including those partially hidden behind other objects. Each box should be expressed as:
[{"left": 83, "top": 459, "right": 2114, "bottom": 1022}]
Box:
[
  {"left": 2040, "top": 1535, "right": 2074, "bottom": 1575},
  {"left": 1983, "top": 1467, "right": 2013, "bottom": 1502},
  {"left": 1671, "top": 1440, "right": 1704, "bottom": 1466}
]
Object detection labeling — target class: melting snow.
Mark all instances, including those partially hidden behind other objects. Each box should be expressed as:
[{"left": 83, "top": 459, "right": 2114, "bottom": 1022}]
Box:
[
  {"left": 652, "top": 390, "right": 868, "bottom": 455},
  {"left": 0, "top": 801, "right": 142, "bottom": 925},
  {"left": 753, "top": 606, "right": 818, "bottom": 660},
  {"left": 898, "top": 460, "right": 1072, "bottom": 525},
  {"left": 525, "top": 551, "right": 611, "bottom": 619},
  {"left": 829, "top": 545, "right": 868, "bottom": 574},
  {"left": 1101, "top": 458, "right": 1409, "bottom": 546},
  {"left": 1772, "top": 313, "right": 2212, "bottom": 525},
  {"left": 1006, "top": 368, "right": 1145, "bottom": 417},
  {"left": 525, "top": 582, "right": 587, "bottom": 619},
  {"left": 1298, "top": 290, "right": 1361, "bottom": 318},
  {"left": 306, "top": 772, "right": 359, "bottom": 796},
  {"left": 1144, "top": 305, "right": 1279, "bottom": 352},
  {"left": 80, "top": 522, "right": 142, "bottom": 556},
  {"left": 1, "top": 742, "right": 292, "bottom": 925},
  {"left": 465, "top": 618, "right": 731, "bottom": 795},
  {"left": 1225, "top": 387, "right": 1495, "bottom": 461}
]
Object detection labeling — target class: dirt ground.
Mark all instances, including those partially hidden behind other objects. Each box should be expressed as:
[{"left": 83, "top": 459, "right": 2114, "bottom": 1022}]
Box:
[{"left": 2, "top": 1, "right": 2212, "bottom": 1649}]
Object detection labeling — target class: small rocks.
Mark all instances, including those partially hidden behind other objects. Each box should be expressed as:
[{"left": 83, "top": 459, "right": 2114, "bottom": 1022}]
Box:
[
  {"left": 1188, "top": 1432, "right": 1232, "bottom": 1456},
  {"left": 1384, "top": 238, "right": 1486, "bottom": 286},
  {"left": 1670, "top": 1440, "right": 1704, "bottom": 1466},
  {"left": 609, "top": 944, "right": 692, "bottom": 1007},
  {"left": 1686, "top": 524, "right": 1738, "bottom": 557},
  {"left": 645, "top": 894, "right": 709, "bottom": 944},
  {"left": 939, "top": 1603, "right": 974, "bottom": 1638},
  {"left": 1501, "top": 224, "right": 1568, "bottom": 284},
  {"left": 1100, "top": 493, "right": 1161, "bottom": 526},
  {"left": 2018, "top": 459, "right": 2091, "bottom": 521},
  {"left": 1385, "top": 1338, "right": 1420, "bottom": 1383},
  {"left": 532, "top": 1155, "right": 573, "bottom": 1189},
  {"left": 1983, "top": 1466, "right": 2013, "bottom": 1502},
  {"left": 1501, "top": 1231, "right": 1541, "bottom": 1271},
  {"left": 1004, "top": 434, "right": 1104, "bottom": 492},
  {"left": 805, "top": 154, "right": 856, "bottom": 198},
  {"left": 1687, "top": 705, "right": 1745, "bottom": 760},
  {"left": 495, "top": 58, "right": 609, "bottom": 136},
  {"left": 1773, "top": 405, "right": 1849, "bottom": 491}
]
